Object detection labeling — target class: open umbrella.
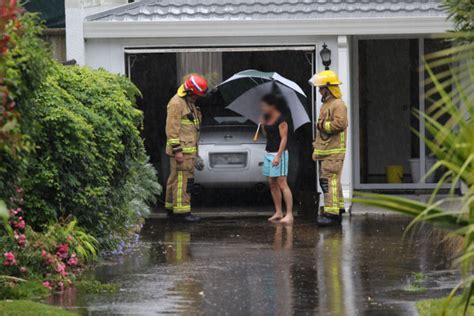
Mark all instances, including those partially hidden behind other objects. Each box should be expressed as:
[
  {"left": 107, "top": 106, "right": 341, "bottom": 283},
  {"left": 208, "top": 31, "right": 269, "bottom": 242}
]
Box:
[{"left": 217, "top": 70, "right": 310, "bottom": 131}]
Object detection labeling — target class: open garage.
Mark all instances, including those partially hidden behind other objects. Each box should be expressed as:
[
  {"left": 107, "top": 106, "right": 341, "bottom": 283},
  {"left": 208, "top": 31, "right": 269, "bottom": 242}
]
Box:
[{"left": 126, "top": 47, "right": 317, "bottom": 205}]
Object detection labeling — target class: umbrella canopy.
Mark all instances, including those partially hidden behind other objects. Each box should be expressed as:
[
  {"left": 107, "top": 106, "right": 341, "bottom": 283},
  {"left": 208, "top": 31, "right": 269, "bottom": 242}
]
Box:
[{"left": 217, "top": 70, "right": 310, "bottom": 130}]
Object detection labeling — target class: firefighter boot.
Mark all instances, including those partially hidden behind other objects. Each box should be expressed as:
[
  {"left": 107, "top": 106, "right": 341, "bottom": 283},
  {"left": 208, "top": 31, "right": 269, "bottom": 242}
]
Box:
[{"left": 317, "top": 212, "right": 342, "bottom": 227}]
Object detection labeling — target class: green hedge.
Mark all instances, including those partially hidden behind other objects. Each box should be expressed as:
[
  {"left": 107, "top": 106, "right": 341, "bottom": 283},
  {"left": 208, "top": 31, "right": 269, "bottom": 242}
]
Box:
[
  {"left": 2, "top": 13, "right": 160, "bottom": 247},
  {"left": 23, "top": 65, "right": 161, "bottom": 243}
]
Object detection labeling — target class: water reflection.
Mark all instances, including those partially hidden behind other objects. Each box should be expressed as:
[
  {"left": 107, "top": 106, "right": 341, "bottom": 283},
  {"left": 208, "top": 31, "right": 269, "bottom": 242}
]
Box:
[
  {"left": 51, "top": 217, "right": 459, "bottom": 315},
  {"left": 272, "top": 224, "right": 294, "bottom": 315}
]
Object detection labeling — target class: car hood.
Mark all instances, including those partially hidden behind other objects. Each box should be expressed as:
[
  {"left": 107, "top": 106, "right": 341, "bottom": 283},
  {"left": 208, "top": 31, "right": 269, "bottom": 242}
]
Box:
[{"left": 199, "top": 125, "right": 266, "bottom": 145}]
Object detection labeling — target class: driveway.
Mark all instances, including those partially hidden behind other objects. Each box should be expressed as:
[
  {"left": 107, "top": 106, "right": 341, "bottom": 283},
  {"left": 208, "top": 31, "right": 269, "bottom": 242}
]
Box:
[{"left": 49, "top": 215, "right": 459, "bottom": 315}]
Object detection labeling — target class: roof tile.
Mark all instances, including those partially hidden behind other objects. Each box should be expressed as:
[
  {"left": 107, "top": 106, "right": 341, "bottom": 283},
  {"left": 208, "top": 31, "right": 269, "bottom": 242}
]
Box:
[{"left": 87, "top": 0, "right": 446, "bottom": 22}]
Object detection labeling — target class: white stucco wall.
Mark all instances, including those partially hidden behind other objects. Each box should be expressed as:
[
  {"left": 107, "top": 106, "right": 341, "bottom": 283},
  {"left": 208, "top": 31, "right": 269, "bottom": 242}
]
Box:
[
  {"left": 84, "top": 36, "right": 338, "bottom": 75},
  {"left": 65, "top": 0, "right": 128, "bottom": 64}
]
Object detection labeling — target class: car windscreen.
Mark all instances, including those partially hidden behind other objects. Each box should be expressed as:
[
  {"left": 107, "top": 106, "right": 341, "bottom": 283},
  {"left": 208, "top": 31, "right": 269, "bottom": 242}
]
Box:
[{"left": 198, "top": 90, "right": 256, "bottom": 126}]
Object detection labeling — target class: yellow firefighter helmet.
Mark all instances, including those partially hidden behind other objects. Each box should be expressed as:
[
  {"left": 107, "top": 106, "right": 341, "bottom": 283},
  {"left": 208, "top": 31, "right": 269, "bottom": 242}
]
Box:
[
  {"left": 309, "top": 70, "right": 342, "bottom": 87},
  {"left": 309, "top": 70, "right": 342, "bottom": 98}
]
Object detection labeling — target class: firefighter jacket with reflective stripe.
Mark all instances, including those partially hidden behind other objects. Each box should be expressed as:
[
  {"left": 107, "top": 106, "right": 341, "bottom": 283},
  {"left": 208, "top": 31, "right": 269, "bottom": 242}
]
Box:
[
  {"left": 165, "top": 94, "right": 201, "bottom": 157},
  {"left": 312, "top": 97, "right": 348, "bottom": 161}
]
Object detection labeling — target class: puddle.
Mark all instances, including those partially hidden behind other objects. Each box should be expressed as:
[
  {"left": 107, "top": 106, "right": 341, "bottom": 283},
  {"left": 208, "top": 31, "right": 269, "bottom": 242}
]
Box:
[{"left": 48, "top": 215, "right": 459, "bottom": 315}]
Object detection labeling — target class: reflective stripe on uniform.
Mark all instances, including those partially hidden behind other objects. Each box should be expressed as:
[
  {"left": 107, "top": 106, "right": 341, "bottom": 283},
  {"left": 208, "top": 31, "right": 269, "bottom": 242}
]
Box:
[
  {"left": 313, "top": 148, "right": 346, "bottom": 155},
  {"left": 324, "top": 121, "right": 331, "bottom": 133},
  {"left": 177, "top": 171, "right": 183, "bottom": 207},
  {"left": 182, "top": 147, "right": 197, "bottom": 154},
  {"left": 174, "top": 205, "right": 191, "bottom": 213},
  {"left": 181, "top": 119, "right": 200, "bottom": 125},
  {"left": 165, "top": 202, "right": 173, "bottom": 209},
  {"left": 167, "top": 138, "right": 180, "bottom": 145},
  {"left": 175, "top": 171, "right": 190, "bottom": 213},
  {"left": 324, "top": 206, "right": 340, "bottom": 215},
  {"left": 340, "top": 131, "right": 345, "bottom": 148},
  {"left": 332, "top": 175, "right": 338, "bottom": 210}
]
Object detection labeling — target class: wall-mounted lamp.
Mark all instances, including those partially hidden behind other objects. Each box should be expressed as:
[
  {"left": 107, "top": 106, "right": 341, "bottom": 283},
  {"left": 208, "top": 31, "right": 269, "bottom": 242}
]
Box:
[{"left": 320, "top": 43, "right": 331, "bottom": 70}]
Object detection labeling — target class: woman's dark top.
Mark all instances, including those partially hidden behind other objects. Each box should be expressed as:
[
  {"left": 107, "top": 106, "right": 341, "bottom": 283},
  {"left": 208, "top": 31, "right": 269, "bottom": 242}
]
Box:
[{"left": 264, "top": 115, "right": 286, "bottom": 152}]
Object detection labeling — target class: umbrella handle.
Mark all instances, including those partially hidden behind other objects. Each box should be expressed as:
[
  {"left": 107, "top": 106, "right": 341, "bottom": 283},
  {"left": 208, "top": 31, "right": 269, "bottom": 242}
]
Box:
[{"left": 253, "top": 123, "right": 261, "bottom": 142}]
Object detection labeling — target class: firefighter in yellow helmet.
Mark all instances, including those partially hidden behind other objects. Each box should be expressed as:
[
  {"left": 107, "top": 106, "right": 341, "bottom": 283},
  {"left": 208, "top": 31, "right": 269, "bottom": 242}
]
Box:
[
  {"left": 309, "top": 70, "right": 348, "bottom": 227},
  {"left": 165, "top": 74, "right": 208, "bottom": 223}
]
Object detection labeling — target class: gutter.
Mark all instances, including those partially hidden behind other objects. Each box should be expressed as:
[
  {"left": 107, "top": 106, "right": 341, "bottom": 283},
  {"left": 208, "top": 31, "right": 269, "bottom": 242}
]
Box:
[{"left": 83, "top": 16, "right": 450, "bottom": 39}]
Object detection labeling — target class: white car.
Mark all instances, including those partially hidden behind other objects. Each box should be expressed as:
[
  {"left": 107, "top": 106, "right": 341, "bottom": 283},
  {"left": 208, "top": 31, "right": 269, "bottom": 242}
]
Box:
[
  {"left": 159, "top": 101, "right": 300, "bottom": 200},
  {"left": 195, "top": 121, "right": 268, "bottom": 190}
]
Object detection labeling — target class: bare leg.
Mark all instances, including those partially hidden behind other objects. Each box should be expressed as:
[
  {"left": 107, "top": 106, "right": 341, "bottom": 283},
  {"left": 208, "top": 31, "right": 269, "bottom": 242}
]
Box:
[
  {"left": 278, "top": 177, "right": 294, "bottom": 224},
  {"left": 268, "top": 177, "right": 283, "bottom": 221}
]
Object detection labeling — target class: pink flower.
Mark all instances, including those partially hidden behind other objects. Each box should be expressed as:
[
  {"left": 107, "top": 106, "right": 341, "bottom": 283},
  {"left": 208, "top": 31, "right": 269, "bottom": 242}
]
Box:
[
  {"left": 57, "top": 281, "right": 64, "bottom": 291},
  {"left": 3, "top": 252, "right": 16, "bottom": 266},
  {"left": 42, "top": 281, "right": 52, "bottom": 290},
  {"left": 14, "top": 233, "right": 26, "bottom": 247},
  {"left": 55, "top": 243, "right": 69, "bottom": 259},
  {"left": 67, "top": 254, "right": 78, "bottom": 267},
  {"left": 19, "top": 266, "right": 27, "bottom": 273},
  {"left": 14, "top": 217, "right": 25, "bottom": 229},
  {"left": 56, "top": 262, "right": 68, "bottom": 277},
  {"left": 41, "top": 250, "right": 54, "bottom": 265}
]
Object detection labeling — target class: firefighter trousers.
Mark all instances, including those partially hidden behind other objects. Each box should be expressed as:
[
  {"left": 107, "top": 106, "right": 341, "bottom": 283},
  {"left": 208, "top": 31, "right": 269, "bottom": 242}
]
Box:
[
  {"left": 319, "top": 159, "right": 345, "bottom": 215},
  {"left": 165, "top": 156, "right": 195, "bottom": 214}
]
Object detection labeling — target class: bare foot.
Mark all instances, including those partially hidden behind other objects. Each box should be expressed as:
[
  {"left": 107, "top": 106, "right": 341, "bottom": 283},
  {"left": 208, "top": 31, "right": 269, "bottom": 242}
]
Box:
[
  {"left": 279, "top": 214, "right": 294, "bottom": 225},
  {"left": 268, "top": 213, "right": 283, "bottom": 221}
]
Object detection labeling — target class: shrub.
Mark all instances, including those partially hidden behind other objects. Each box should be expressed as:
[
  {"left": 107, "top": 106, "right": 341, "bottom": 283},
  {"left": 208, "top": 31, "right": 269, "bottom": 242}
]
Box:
[
  {"left": 0, "top": 190, "right": 98, "bottom": 293},
  {"left": 0, "top": 10, "right": 161, "bottom": 246},
  {"left": 0, "top": 11, "right": 52, "bottom": 200},
  {"left": 19, "top": 64, "right": 161, "bottom": 244}
]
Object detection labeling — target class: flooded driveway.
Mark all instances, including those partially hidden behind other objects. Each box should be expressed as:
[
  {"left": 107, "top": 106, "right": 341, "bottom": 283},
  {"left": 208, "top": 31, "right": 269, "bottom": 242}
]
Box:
[{"left": 51, "top": 215, "right": 459, "bottom": 315}]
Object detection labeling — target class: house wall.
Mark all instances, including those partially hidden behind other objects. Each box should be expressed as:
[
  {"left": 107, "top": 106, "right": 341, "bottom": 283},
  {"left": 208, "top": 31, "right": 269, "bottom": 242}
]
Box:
[
  {"left": 83, "top": 35, "right": 354, "bottom": 208},
  {"left": 65, "top": 0, "right": 128, "bottom": 64},
  {"left": 84, "top": 36, "right": 338, "bottom": 75}
]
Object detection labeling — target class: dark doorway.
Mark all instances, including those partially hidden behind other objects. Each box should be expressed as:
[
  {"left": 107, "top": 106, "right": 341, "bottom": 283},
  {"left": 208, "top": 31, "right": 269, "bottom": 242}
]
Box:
[{"left": 358, "top": 39, "right": 420, "bottom": 184}]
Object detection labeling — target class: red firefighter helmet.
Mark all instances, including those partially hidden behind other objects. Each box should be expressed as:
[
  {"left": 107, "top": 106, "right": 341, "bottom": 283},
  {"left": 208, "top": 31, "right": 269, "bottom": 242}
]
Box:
[{"left": 178, "top": 74, "right": 209, "bottom": 97}]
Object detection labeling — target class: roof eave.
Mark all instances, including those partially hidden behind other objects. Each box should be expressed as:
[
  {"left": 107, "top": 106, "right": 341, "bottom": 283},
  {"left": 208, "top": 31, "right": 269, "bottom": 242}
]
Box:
[{"left": 83, "top": 16, "right": 451, "bottom": 39}]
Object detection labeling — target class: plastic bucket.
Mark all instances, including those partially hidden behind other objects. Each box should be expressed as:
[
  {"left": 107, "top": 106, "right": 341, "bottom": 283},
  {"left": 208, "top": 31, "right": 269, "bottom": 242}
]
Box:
[
  {"left": 385, "top": 165, "right": 403, "bottom": 183},
  {"left": 409, "top": 158, "right": 436, "bottom": 183}
]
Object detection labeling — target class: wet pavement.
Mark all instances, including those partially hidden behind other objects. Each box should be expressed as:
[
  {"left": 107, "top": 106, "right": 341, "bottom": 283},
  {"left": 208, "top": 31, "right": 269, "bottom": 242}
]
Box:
[{"left": 49, "top": 215, "right": 459, "bottom": 315}]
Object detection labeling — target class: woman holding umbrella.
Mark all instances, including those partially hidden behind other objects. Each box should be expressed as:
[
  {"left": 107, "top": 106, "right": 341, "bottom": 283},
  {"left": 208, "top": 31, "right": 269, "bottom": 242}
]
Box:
[
  {"left": 217, "top": 70, "right": 310, "bottom": 224},
  {"left": 260, "top": 94, "right": 293, "bottom": 224}
]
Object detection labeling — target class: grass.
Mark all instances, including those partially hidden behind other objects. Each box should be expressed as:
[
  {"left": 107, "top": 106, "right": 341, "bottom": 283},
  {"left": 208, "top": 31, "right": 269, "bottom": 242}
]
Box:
[
  {"left": 0, "top": 280, "right": 49, "bottom": 300},
  {"left": 417, "top": 296, "right": 474, "bottom": 316},
  {"left": 0, "top": 300, "right": 76, "bottom": 315},
  {"left": 404, "top": 272, "right": 428, "bottom": 293},
  {"left": 75, "top": 279, "right": 119, "bottom": 294}
]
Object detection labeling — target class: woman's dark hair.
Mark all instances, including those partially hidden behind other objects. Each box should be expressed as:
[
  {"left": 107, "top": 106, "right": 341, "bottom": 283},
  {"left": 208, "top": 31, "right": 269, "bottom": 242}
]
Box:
[
  {"left": 261, "top": 93, "right": 278, "bottom": 107},
  {"left": 261, "top": 93, "right": 287, "bottom": 113}
]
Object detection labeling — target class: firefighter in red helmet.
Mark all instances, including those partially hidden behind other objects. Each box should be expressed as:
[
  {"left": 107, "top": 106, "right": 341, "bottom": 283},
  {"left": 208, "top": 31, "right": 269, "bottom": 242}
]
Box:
[{"left": 165, "top": 74, "right": 208, "bottom": 222}]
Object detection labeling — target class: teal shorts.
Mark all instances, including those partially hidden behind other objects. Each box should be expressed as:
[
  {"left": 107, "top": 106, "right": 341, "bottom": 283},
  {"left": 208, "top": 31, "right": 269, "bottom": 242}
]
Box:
[{"left": 263, "top": 151, "right": 289, "bottom": 177}]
